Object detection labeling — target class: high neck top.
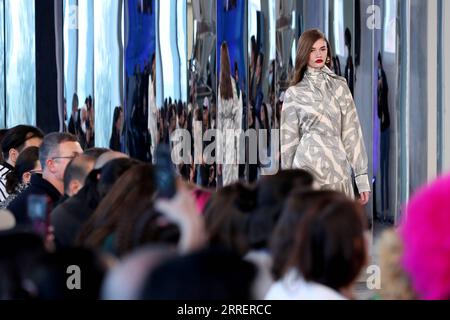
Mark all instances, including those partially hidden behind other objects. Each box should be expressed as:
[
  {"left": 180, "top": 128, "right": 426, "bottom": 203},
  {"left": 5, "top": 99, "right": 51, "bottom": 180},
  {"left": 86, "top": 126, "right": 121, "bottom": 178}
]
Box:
[{"left": 304, "top": 65, "right": 337, "bottom": 80}]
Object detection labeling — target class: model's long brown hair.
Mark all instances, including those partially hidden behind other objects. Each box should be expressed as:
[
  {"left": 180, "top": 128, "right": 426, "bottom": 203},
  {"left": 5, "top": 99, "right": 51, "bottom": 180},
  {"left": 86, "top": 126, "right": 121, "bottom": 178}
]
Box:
[
  {"left": 219, "top": 41, "right": 233, "bottom": 100},
  {"left": 290, "top": 29, "right": 333, "bottom": 86}
]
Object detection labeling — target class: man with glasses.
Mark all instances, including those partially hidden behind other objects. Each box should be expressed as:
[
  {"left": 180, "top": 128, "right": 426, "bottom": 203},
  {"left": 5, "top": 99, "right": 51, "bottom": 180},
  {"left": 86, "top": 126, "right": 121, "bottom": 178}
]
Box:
[{"left": 7, "top": 132, "right": 83, "bottom": 226}]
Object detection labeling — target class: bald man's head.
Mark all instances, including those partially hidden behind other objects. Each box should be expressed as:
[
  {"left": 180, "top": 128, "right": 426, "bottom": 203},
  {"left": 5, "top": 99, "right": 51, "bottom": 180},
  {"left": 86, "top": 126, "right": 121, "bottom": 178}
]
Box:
[
  {"left": 94, "top": 151, "right": 129, "bottom": 170},
  {"left": 63, "top": 154, "right": 97, "bottom": 196}
]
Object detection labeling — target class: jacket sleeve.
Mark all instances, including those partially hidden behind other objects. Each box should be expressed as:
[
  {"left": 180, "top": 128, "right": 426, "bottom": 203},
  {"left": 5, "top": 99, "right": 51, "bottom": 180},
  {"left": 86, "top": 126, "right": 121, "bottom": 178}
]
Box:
[
  {"left": 340, "top": 82, "right": 371, "bottom": 193},
  {"left": 280, "top": 88, "right": 301, "bottom": 170}
]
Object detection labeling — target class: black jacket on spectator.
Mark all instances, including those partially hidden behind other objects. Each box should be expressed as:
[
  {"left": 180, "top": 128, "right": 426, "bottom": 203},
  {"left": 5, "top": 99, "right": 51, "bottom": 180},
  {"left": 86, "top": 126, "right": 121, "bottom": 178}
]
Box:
[
  {"left": 50, "top": 182, "right": 98, "bottom": 249},
  {"left": 7, "top": 174, "right": 62, "bottom": 226}
]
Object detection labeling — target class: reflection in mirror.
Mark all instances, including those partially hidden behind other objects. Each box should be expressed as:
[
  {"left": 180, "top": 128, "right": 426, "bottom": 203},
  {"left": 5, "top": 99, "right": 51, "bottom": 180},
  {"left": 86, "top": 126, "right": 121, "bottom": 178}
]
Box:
[
  {"left": 5, "top": 0, "right": 36, "bottom": 127},
  {"left": 124, "top": 0, "right": 155, "bottom": 161},
  {"left": 77, "top": 0, "right": 94, "bottom": 149},
  {"left": 328, "top": 0, "right": 356, "bottom": 95},
  {"left": 64, "top": 0, "right": 124, "bottom": 149},
  {"left": 155, "top": 0, "right": 188, "bottom": 169},
  {"left": 248, "top": 0, "right": 277, "bottom": 182},
  {"left": 374, "top": 0, "right": 397, "bottom": 225},
  {"left": 186, "top": 0, "right": 217, "bottom": 187},
  {"left": 275, "top": 0, "right": 294, "bottom": 94},
  {"left": 63, "top": 0, "right": 94, "bottom": 149},
  {"left": 94, "top": 0, "right": 123, "bottom": 149},
  {"left": 217, "top": 0, "right": 246, "bottom": 187}
]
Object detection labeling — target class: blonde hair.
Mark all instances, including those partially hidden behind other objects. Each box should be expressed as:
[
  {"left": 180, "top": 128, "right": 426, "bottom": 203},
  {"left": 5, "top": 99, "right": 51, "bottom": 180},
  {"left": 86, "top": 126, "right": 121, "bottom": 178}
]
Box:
[{"left": 377, "top": 228, "right": 416, "bottom": 300}]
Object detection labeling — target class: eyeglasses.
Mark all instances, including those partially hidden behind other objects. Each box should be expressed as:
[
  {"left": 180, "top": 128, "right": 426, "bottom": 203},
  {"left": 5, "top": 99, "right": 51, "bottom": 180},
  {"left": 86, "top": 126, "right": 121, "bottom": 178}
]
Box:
[
  {"left": 29, "top": 169, "right": 42, "bottom": 174},
  {"left": 51, "top": 153, "right": 80, "bottom": 161}
]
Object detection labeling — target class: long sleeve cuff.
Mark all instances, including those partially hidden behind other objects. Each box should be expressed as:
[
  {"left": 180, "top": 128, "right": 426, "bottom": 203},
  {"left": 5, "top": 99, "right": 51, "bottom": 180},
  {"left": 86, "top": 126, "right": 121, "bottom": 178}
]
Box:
[{"left": 355, "top": 174, "right": 371, "bottom": 193}]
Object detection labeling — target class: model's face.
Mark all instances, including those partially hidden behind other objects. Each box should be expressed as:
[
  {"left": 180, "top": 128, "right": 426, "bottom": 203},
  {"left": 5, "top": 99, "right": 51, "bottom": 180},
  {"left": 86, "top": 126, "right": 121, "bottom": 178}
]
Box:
[{"left": 308, "top": 39, "right": 328, "bottom": 69}]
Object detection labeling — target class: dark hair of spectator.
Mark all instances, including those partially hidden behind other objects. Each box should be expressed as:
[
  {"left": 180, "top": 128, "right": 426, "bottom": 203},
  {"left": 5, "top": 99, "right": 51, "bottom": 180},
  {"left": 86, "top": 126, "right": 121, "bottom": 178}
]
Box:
[
  {"left": 292, "top": 191, "right": 367, "bottom": 291},
  {"left": 5, "top": 146, "right": 40, "bottom": 194},
  {"left": 1, "top": 125, "right": 44, "bottom": 161}
]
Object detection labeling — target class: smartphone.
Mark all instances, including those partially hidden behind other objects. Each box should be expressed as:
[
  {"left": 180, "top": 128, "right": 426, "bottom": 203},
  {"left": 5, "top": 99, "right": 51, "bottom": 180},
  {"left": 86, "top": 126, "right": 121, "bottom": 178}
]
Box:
[
  {"left": 154, "top": 144, "right": 176, "bottom": 199},
  {"left": 27, "top": 194, "right": 49, "bottom": 238}
]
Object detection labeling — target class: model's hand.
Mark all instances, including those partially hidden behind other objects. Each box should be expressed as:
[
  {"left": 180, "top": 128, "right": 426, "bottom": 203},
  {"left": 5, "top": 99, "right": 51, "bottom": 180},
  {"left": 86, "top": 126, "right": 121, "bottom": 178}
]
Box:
[{"left": 359, "top": 191, "right": 370, "bottom": 205}]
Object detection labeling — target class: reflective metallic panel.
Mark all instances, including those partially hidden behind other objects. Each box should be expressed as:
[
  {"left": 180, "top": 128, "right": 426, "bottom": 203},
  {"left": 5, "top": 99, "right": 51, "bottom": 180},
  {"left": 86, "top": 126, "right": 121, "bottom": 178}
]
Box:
[{"left": 5, "top": 0, "right": 36, "bottom": 127}]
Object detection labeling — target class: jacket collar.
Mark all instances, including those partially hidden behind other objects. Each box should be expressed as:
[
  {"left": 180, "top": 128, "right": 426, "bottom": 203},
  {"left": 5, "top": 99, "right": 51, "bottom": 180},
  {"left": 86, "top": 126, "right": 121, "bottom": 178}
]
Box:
[
  {"left": 30, "top": 174, "right": 62, "bottom": 202},
  {"left": 1, "top": 161, "right": 14, "bottom": 171},
  {"left": 305, "top": 65, "right": 334, "bottom": 77}
]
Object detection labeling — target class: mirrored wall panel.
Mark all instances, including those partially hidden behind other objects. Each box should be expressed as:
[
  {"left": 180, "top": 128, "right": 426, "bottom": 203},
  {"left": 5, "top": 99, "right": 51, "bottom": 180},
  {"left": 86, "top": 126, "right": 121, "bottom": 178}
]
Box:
[
  {"left": 63, "top": 0, "right": 95, "bottom": 149},
  {"left": 155, "top": 0, "right": 188, "bottom": 163},
  {"left": 123, "top": 0, "right": 155, "bottom": 161},
  {"left": 275, "top": 0, "right": 295, "bottom": 94},
  {"left": 5, "top": 0, "right": 36, "bottom": 127},
  {"left": 94, "top": 0, "right": 123, "bottom": 149},
  {"left": 248, "top": 0, "right": 277, "bottom": 182},
  {"left": 184, "top": 0, "right": 217, "bottom": 187},
  {"left": 217, "top": 0, "right": 246, "bottom": 187}
]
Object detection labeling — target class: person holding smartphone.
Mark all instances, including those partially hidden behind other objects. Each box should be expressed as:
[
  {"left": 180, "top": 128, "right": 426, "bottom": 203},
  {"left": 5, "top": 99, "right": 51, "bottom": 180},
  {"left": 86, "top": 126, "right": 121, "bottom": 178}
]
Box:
[{"left": 7, "top": 133, "right": 83, "bottom": 227}]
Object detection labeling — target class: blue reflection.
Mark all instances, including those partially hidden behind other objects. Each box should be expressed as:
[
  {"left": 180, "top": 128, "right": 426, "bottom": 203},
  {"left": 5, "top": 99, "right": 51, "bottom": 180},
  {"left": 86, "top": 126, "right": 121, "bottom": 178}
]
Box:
[
  {"left": 125, "top": 0, "right": 155, "bottom": 76},
  {"left": 5, "top": 0, "right": 36, "bottom": 127},
  {"left": 217, "top": 0, "right": 247, "bottom": 92},
  {"left": 124, "top": 0, "right": 155, "bottom": 161}
]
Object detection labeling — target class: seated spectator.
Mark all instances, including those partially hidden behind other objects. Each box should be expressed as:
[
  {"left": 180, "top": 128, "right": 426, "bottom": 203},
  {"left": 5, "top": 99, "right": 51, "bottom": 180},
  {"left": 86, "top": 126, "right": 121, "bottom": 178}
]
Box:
[
  {"left": 94, "top": 151, "right": 128, "bottom": 171},
  {"left": 55, "top": 148, "right": 107, "bottom": 206},
  {"left": 7, "top": 133, "right": 82, "bottom": 226},
  {"left": 77, "top": 164, "right": 159, "bottom": 257},
  {"left": 243, "top": 170, "right": 314, "bottom": 298},
  {"left": 101, "top": 244, "right": 176, "bottom": 300},
  {"left": 270, "top": 189, "right": 342, "bottom": 281},
  {"left": 83, "top": 147, "right": 109, "bottom": 159},
  {"left": 1, "top": 147, "right": 41, "bottom": 209},
  {"left": 24, "top": 247, "right": 106, "bottom": 300},
  {"left": 266, "top": 190, "right": 367, "bottom": 300},
  {"left": 139, "top": 247, "right": 257, "bottom": 300},
  {"left": 203, "top": 183, "right": 257, "bottom": 256},
  {"left": 249, "top": 169, "right": 314, "bottom": 250},
  {"left": 0, "top": 230, "right": 46, "bottom": 299},
  {"left": 51, "top": 157, "right": 139, "bottom": 249},
  {"left": 63, "top": 154, "right": 97, "bottom": 198},
  {"left": 0, "top": 125, "right": 44, "bottom": 202},
  {"left": 400, "top": 173, "right": 450, "bottom": 300}
]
